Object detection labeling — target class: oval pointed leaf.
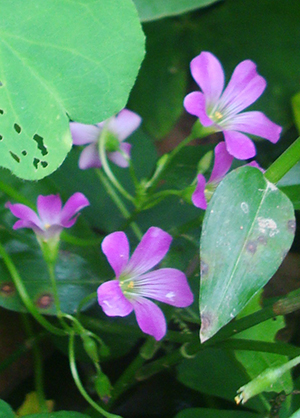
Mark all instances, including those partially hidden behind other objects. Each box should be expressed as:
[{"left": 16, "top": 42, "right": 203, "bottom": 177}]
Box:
[
  {"left": 0, "top": 0, "right": 144, "bottom": 179},
  {"left": 200, "top": 166, "right": 295, "bottom": 342}
]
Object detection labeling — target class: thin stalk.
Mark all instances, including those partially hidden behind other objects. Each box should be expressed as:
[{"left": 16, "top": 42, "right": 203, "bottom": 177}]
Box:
[
  {"left": 68, "top": 331, "right": 122, "bottom": 418},
  {"left": 95, "top": 169, "right": 142, "bottom": 240},
  {"left": 265, "top": 136, "right": 300, "bottom": 183},
  {"left": 98, "top": 132, "right": 134, "bottom": 203},
  {"left": 21, "top": 314, "right": 48, "bottom": 413},
  {"left": 0, "top": 242, "right": 65, "bottom": 336}
]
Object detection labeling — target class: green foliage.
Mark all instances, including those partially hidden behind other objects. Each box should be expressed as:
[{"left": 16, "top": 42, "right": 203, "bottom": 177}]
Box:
[
  {"left": 234, "top": 292, "right": 293, "bottom": 404},
  {"left": 175, "top": 408, "right": 259, "bottom": 418},
  {"left": 0, "top": 0, "right": 145, "bottom": 180},
  {"left": 0, "top": 400, "right": 14, "bottom": 418},
  {"left": 133, "top": 0, "right": 220, "bottom": 21},
  {"left": 200, "top": 167, "right": 295, "bottom": 341},
  {"left": 25, "top": 412, "right": 91, "bottom": 418}
]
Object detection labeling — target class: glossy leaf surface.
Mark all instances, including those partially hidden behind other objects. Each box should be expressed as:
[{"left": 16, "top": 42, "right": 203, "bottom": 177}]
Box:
[
  {"left": 200, "top": 167, "right": 295, "bottom": 341},
  {"left": 0, "top": 0, "right": 144, "bottom": 179}
]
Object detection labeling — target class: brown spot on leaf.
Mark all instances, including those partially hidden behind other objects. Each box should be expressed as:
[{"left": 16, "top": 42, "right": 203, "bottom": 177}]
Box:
[
  {"left": 0, "top": 282, "right": 15, "bottom": 296},
  {"left": 257, "top": 235, "right": 267, "bottom": 245},
  {"left": 200, "top": 261, "right": 209, "bottom": 276},
  {"left": 246, "top": 241, "right": 257, "bottom": 254},
  {"left": 287, "top": 219, "right": 296, "bottom": 233},
  {"left": 36, "top": 293, "right": 53, "bottom": 309}
]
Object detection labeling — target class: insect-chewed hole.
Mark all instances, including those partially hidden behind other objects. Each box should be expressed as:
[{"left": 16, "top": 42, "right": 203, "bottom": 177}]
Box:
[
  {"left": 0, "top": 81, "right": 3, "bottom": 87},
  {"left": 33, "top": 157, "right": 40, "bottom": 169},
  {"left": 0, "top": 109, "right": 3, "bottom": 115},
  {"left": 10, "top": 151, "right": 20, "bottom": 163},
  {"left": 14, "top": 123, "right": 21, "bottom": 134},
  {"left": 41, "top": 161, "right": 48, "bottom": 168},
  {"left": 0, "top": 135, "right": 3, "bottom": 141},
  {"left": 33, "top": 134, "right": 48, "bottom": 156},
  {"left": 22, "top": 150, "right": 27, "bottom": 156}
]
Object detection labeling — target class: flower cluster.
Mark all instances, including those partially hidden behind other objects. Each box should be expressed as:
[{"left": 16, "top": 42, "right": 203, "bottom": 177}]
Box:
[
  {"left": 184, "top": 51, "right": 282, "bottom": 160},
  {"left": 70, "top": 109, "right": 141, "bottom": 170}
]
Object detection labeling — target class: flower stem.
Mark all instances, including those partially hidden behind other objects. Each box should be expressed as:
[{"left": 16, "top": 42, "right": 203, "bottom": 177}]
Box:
[
  {"left": 21, "top": 313, "right": 48, "bottom": 412},
  {"left": 145, "top": 123, "right": 215, "bottom": 193},
  {"left": 265, "top": 135, "right": 300, "bottom": 183},
  {"left": 68, "top": 330, "right": 122, "bottom": 418},
  {"left": 95, "top": 169, "right": 143, "bottom": 240},
  {"left": 98, "top": 132, "right": 134, "bottom": 203},
  {"left": 0, "top": 241, "right": 65, "bottom": 336}
]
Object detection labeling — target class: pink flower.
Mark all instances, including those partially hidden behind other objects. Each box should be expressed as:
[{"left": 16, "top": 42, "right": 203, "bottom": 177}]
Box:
[
  {"left": 192, "top": 142, "right": 233, "bottom": 210},
  {"left": 97, "top": 227, "right": 194, "bottom": 341},
  {"left": 184, "top": 52, "right": 282, "bottom": 160},
  {"left": 6, "top": 193, "right": 89, "bottom": 241},
  {"left": 70, "top": 109, "right": 142, "bottom": 169}
]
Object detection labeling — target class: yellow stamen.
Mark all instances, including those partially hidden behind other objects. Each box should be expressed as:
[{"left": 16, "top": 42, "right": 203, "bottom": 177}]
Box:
[
  {"left": 127, "top": 281, "right": 134, "bottom": 289},
  {"left": 214, "top": 111, "right": 223, "bottom": 120}
]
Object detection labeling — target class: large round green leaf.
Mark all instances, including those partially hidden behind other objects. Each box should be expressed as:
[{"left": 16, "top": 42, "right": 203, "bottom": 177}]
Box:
[
  {"left": 0, "top": 0, "right": 144, "bottom": 180},
  {"left": 200, "top": 167, "right": 295, "bottom": 342},
  {"left": 133, "top": 0, "right": 220, "bottom": 21}
]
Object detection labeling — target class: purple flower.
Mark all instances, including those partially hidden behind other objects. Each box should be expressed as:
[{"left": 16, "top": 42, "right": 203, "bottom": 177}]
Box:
[
  {"left": 97, "top": 227, "right": 194, "bottom": 341},
  {"left": 70, "top": 109, "right": 142, "bottom": 170},
  {"left": 6, "top": 193, "right": 89, "bottom": 241},
  {"left": 192, "top": 142, "right": 233, "bottom": 210},
  {"left": 184, "top": 52, "right": 282, "bottom": 160}
]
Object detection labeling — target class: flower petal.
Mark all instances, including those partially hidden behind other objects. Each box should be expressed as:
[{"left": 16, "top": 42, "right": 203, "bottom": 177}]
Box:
[
  {"left": 227, "top": 111, "right": 282, "bottom": 143},
  {"left": 37, "top": 195, "right": 62, "bottom": 225},
  {"left": 78, "top": 143, "right": 102, "bottom": 169},
  {"left": 5, "top": 202, "right": 42, "bottom": 228},
  {"left": 101, "top": 231, "right": 130, "bottom": 278},
  {"left": 60, "top": 192, "right": 90, "bottom": 227},
  {"left": 97, "top": 280, "right": 133, "bottom": 317},
  {"left": 219, "top": 60, "right": 266, "bottom": 115},
  {"left": 107, "top": 109, "right": 142, "bottom": 141},
  {"left": 224, "top": 130, "right": 256, "bottom": 160},
  {"left": 70, "top": 122, "right": 100, "bottom": 145},
  {"left": 190, "top": 52, "right": 225, "bottom": 109},
  {"left": 12, "top": 219, "right": 44, "bottom": 234},
  {"left": 192, "top": 174, "right": 207, "bottom": 209},
  {"left": 184, "top": 92, "right": 214, "bottom": 126},
  {"left": 108, "top": 142, "right": 131, "bottom": 167},
  {"left": 126, "top": 227, "right": 172, "bottom": 276},
  {"left": 132, "top": 268, "right": 194, "bottom": 307},
  {"left": 209, "top": 141, "right": 233, "bottom": 184},
  {"left": 131, "top": 297, "right": 166, "bottom": 341}
]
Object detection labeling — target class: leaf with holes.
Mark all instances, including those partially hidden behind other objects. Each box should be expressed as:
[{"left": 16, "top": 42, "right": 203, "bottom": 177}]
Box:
[
  {"left": 0, "top": 0, "right": 144, "bottom": 180},
  {"left": 199, "top": 166, "right": 295, "bottom": 342}
]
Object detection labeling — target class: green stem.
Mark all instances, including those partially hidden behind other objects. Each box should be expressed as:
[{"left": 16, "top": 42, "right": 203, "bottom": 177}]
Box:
[
  {"left": 98, "top": 132, "right": 134, "bottom": 203},
  {"left": 265, "top": 136, "right": 300, "bottom": 183},
  {"left": 21, "top": 314, "right": 48, "bottom": 412},
  {"left": 95, "top": 169, "right": 142, "bottom": 240},
  {"left": 68, "top": 331, "right": 122, "bottom": 418},
  {"left": 48, "top": 262, "right": 62, "bottom": 318},
  {"left": 107, "top": 338, "right": 154, "bottom": 408},
  {"left": 0, "top": 241, "right": 65, "bottom": 336},
  {"left": 146, "top": 123, "right": 215, "bottom": 193}
]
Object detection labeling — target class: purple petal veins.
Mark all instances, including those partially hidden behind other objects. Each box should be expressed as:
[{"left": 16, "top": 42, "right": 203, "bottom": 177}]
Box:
[
  {"left": 97, "top": 227, "right": 194, "bottom": 340},
  {"left": 184, "top": 51, "right": 282, "bottom": 159},
  {"left": 70, "top": 109, "right": 141, "bottom": 170}
]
